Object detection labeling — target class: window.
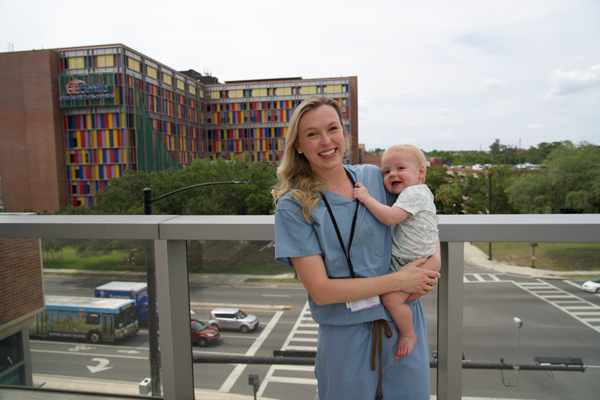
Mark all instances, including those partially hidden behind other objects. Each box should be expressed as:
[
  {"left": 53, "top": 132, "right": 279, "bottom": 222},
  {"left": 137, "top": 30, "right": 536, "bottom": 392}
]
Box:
[
  {"left": 127, "top": 57, "right": 141, "bottom": 72},
  {"left": 68, "top": 57, "right": 85, "bottom": 69},
  {"left": 189, "top": 85, "right": 196, "bottom": 95},
  {"left": 278, "top": 87, "right": 292, "bottom": 96},
  {"left": 323, "top": 86, "right": 327, "bottom": 93},
  {"left": 147, "top": 66, "right": 158, "bottom": 79},
  {"left": 163, "top": 73, "right": 172, "bottom": 86},
  {"left": 177, "top": 79, "right": 185, "bottom": 90},
  {"left": 327, "top": 84, "right": 341, "bottom": 93},
  {"left": 211, "top": 91, "right": 220, "bottom": 99},
  {"left": 229, "top": 89, "right": 243, "bottom": 98},
  {"left": 303, "top": 86, "right": 316, "bottom": 95},
  {"left": 252, "top": 88, "right": 267, "bottom": 97},
  {"left": 97, "top": 55, "right": 114, "bottom": 67},
  {"left": 199, "top": 89, "right": 204, "bottom": 98},
  {"left": 86, "top": 313, "right": 100, "bottom": 325}
]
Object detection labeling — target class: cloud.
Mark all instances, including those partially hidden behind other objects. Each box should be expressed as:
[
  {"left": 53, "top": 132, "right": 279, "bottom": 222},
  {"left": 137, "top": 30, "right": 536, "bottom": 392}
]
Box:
[
  {"left": 461, "top": 78, "right": 505, "bottom": 92},
  {"left": 527, "top": 123, "right": 547, "bottom": 129},
  {"left": 436, "top": 108, "right": 452, "bottom": 115},
  {"left": 527, "top": 123, "right": 557, "bottom": 130},
  {"left": 541, "top": 65, "right": 600, "bottom": 101},
  {"left": 480, "top": 78, "right": 506, "bottom": 89}
]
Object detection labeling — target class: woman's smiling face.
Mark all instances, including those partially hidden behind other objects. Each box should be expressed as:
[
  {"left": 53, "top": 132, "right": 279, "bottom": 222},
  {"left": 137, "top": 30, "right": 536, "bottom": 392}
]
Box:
[{"left": 295, "top": 105, "right": 347, "bottom": 178}]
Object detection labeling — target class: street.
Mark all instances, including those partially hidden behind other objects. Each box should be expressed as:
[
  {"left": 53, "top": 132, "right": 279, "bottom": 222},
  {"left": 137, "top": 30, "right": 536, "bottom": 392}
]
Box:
[{"left": 34, "top": 265, "right": 600, "bottom": 399}]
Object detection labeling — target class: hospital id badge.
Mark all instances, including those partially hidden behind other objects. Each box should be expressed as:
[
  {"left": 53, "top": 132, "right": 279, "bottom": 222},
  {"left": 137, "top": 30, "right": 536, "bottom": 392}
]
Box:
[{"left": 346, "top": 295, "right": 381, "bottom": 314}]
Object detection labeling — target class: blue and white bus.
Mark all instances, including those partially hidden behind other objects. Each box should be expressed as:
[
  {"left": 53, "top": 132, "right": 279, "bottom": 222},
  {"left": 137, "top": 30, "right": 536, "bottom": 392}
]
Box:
[{"left": 29, "top": 296, "right": 139, "bottom": 343}]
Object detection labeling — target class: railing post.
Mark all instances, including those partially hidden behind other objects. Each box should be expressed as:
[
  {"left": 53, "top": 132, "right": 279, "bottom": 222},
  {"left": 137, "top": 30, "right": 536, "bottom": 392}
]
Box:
[
  {"left": 437, "top": 242, "right": 464, "bottom": 400},
  {"left": 155, "top": 239, "right": 195, "bottom": 399}
]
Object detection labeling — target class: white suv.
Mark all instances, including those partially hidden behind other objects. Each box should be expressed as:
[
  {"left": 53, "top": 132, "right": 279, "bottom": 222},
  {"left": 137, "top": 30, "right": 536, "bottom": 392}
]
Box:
[{"left": 209, "top": 308, "right": 259, "bottom": 333}]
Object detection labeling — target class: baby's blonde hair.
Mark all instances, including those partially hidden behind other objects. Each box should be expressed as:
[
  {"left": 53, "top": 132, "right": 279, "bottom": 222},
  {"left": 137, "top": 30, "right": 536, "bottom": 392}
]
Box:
[{"left": 382, "top": 144, "right": 428, "bottom": 183}]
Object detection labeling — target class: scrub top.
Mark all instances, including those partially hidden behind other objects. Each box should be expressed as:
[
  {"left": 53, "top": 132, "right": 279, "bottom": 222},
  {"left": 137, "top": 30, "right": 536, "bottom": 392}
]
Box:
[
  {"left": 274, "top": 164, "right": 431, "bottom": 399},
  {"left": 275, "top": 164, "right": 392, "bottom": 325}
]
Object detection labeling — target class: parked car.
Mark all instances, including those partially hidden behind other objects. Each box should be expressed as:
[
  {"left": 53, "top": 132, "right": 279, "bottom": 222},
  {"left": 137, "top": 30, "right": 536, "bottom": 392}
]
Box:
[
  {"left": 582, "top": 278, "right": 600, "bottom": 293},
  {"left": 209, "top": 308, "right": 259, "bottom": 333},
  {"left": 190, "top": 319, "right": 220, "bottom": 347}
]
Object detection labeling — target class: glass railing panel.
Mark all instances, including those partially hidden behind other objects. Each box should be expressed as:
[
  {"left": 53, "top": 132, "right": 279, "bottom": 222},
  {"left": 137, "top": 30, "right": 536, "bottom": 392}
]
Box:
[
  {"left": 26, "top": 238, "right": 153, "bottom": 397},
  {"left": 186, "top": 239, "right": 312, "bottom": 399},
  {"left": 461, "top": 241, "right": 600, "bottom": 399}
]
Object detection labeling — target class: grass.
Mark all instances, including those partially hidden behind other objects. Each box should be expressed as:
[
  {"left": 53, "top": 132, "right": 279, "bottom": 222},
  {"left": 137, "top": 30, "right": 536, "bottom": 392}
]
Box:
[
  {"left": 43, "top": 247, "right": 140, "bottom": 271},
  {"left": 472, "top": 242, "right": 600, "bottom": 272},
  {"left": 43, "top": 246, "right": 292, "bottom": 276},
  {"left": 188, "top": 264, "right": 292, "bottom": 275},
  {"left": 245, "top": 278, "right": 302, "bottom": 283}
]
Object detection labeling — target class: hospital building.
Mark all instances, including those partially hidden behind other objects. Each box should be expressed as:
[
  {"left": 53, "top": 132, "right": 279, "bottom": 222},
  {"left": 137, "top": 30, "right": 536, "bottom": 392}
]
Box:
[{"left": 0, "top": 44, "right": 358, "bottom": 212}]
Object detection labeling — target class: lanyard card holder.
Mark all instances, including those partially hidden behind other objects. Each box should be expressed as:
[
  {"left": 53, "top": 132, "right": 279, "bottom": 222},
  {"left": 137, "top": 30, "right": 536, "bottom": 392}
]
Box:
[
  {"left": 320, "top": 169, "right": 381, "bottom": 315},
  {"left": 346, "top": 294, "right": 381, "bottom": 314}
]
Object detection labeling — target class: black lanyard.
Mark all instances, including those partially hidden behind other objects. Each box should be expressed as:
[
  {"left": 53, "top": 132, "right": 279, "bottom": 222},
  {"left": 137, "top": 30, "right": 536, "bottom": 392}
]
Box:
[{"left": 320, "top": 168, "right": 359, "bottom": 278}]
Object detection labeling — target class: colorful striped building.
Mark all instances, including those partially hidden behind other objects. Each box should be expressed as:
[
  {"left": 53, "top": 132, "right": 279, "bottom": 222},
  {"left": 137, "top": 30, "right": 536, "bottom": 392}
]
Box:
[{"left": 0, "top": 44, "right": 358, "bottom": 211}]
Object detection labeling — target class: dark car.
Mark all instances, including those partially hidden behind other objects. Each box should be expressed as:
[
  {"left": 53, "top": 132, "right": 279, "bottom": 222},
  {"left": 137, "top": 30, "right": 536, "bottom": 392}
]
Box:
[{"left": 190, "top": 319, "right": 220, "bottom": 347}]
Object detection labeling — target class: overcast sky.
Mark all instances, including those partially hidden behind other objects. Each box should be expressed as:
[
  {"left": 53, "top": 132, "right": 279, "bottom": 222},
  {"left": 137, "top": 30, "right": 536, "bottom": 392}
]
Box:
[{"left": 2, "top": 0, "right": 598, "bottom": 152}]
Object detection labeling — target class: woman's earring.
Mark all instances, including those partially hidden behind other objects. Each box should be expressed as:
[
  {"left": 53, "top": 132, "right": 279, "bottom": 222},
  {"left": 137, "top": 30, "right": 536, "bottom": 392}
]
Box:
[{"left": 298, "top": 151, "right": 302, "bottom": 154}]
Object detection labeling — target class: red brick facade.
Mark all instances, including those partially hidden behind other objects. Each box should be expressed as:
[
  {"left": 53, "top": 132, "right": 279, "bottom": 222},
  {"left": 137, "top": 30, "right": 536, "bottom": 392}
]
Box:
[
  {"left": 0, "top": 50, "right": 66, "bottom": 213},
  {"left": 0, "top": 238, "right": 45, "bottom": 335}
]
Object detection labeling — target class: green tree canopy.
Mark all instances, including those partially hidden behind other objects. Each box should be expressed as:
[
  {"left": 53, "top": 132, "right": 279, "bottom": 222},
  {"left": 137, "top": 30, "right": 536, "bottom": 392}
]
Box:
[
  {"left": 506, "top": 142, "right": 600, "bottom": 213},
  {"left": 44, "top": 157, "right": 278, "bottom": 263}
]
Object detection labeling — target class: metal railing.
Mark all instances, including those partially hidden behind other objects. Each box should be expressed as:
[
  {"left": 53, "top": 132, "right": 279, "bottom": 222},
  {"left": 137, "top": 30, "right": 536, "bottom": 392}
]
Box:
[{"left": 1, "top": 213, "right": 599, "bottom": 400}]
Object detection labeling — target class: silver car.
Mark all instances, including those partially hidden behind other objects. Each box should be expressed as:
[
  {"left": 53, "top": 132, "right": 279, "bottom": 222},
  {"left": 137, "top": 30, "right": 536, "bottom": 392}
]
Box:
[{"left": 209, "top": 308, "right": 259, "bottom": 333}]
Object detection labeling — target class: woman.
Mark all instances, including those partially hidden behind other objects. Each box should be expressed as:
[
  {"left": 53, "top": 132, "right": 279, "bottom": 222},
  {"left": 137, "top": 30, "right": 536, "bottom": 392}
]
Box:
[{"left": 273, "top": 96, "right": 441, "bottom": 399}]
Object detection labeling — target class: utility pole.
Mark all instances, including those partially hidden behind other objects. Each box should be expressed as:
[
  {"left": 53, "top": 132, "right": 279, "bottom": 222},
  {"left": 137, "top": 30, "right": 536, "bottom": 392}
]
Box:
[
  {"left": 488, "top": 171, "right": 492, "bottom": 260},
  {"left": 142, "top": 180, "right": 247, "bottom": 396}
]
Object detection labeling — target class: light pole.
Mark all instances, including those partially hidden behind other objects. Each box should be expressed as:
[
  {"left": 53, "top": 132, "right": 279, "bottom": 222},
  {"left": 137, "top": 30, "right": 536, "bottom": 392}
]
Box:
[
  {"left": 488, "top": 171, "right": 493, "bottom": 260},
  {"left": 513, "top": 317, "right": 523, "bottom": 385},
  {"left": 142, "top": 180, "right": 247, "bottom": 396},
  {"left": 530, "top": 243, "right": 538, "bottom": 268}
]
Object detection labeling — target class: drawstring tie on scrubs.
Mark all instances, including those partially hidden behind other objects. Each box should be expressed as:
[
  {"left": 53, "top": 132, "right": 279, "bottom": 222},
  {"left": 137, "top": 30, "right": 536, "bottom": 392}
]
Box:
[{"left": 369, "top": 319, "right": 393, "bottom": 397}]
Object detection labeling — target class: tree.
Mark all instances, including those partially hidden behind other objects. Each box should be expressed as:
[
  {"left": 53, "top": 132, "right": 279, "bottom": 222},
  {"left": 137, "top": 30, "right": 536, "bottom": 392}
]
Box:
[
  {"left": 433, "top": 166, "right": 517, "bottom": 214},
  {"left": 507, "top": 142, "right": 600, "bottom": 213},
  {"left": 425, "top": 166, "right": 449, "bottom": 212},
  {"left": 49, "top": 157, "right": 278, "bottom": 262}
]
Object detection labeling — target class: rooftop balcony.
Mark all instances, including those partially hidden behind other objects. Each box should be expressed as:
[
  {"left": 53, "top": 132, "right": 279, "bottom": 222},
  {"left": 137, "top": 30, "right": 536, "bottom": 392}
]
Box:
[{"left": 1, "top": 214, "right": 599, "bottom": 400}]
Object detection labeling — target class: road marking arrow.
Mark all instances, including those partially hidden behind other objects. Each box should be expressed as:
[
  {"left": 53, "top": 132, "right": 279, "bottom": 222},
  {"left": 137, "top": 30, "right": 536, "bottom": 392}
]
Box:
[
  {"left": 117, "top": 350, "right": 140, "bottom": 354},
  {"left": 87, "top": 358, "right": 113, "bottom": 373}
]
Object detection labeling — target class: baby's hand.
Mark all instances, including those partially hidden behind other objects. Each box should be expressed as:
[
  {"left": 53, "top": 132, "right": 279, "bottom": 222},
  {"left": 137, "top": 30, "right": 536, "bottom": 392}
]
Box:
[{"left": 353, "top": 182, "right": 371, "bottom": 203}]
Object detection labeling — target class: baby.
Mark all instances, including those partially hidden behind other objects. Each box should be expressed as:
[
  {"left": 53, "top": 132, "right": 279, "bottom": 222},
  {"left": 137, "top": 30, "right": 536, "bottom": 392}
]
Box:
[{"left": 354, "top": 144, "right": 439, "bottom": 359}]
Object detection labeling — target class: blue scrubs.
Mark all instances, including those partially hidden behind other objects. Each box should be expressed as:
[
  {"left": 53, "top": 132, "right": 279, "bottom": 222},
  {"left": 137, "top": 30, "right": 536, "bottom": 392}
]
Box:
[{"left": 275, "top": 164, "right": 430, "bottom": 399}]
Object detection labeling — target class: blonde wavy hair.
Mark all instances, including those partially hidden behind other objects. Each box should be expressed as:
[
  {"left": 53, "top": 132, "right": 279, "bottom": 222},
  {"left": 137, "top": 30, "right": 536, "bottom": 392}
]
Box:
[
  {"left": 272, "top": 96, "right": 351, "bottom": 222},
  {"left": 382, "top": 144, "right": 428, "bottom": 183}
]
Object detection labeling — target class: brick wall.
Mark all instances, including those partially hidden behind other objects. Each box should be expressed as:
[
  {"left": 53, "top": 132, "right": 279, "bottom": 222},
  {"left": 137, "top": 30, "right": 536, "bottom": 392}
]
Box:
[
  {"left": 0, "top": 50, "right": 66, "bottom": 213},
  {"left": 0, "top": 238, "right": 45, "bottom": 333}
]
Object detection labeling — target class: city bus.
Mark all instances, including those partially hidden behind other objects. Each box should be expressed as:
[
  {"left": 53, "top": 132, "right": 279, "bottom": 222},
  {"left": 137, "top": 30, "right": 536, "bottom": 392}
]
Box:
[{"left": 29, "top": 296, "right": 139, "bottom": 343}]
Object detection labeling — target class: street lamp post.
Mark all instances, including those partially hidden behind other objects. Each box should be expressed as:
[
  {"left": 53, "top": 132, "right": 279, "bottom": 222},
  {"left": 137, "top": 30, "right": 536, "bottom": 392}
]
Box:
[
  {"left": 488, "top": 171, "right": 493, "bottom": 260},
  {"left": 530, "top": 243, "right": 538, "bottom": 268},
  {"left": 142, "top": 180, "right": 247, "bottom": 396}
]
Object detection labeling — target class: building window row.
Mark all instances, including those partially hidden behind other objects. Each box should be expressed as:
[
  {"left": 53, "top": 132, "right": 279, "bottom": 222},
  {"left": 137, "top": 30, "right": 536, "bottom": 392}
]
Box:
[{"left": 212, "top": 84, "right": 349, "bottom": 99}]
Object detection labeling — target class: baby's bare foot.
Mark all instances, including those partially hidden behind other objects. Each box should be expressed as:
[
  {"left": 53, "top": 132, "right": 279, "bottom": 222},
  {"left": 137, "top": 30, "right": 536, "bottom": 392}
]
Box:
[{"left": 394, "top": 332, "right": 418, "bottom": 359}]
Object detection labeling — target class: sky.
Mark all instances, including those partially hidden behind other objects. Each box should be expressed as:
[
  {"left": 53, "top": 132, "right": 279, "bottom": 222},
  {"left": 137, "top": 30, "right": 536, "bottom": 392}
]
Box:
[{"left": 1, "top": 0, "right": 598, "bottom": 152}]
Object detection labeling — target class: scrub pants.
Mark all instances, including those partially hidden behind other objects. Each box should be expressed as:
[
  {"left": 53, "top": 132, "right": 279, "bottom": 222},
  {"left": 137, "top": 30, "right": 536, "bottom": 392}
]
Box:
[{"left": 314, "top": 299, "right": 430, "bottom": 400}]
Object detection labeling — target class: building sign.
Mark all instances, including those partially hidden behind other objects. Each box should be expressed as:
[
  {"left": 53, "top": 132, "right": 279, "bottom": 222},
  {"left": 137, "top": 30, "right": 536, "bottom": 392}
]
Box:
[{"left": 59, "top": 79, "right": 115, "bottom": 101}]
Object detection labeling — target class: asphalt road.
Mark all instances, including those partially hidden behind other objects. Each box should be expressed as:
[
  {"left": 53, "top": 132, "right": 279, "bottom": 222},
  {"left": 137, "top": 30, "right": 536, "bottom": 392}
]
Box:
[{"left": 34, "top": 268, "right": 600, "bottom": 400}]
